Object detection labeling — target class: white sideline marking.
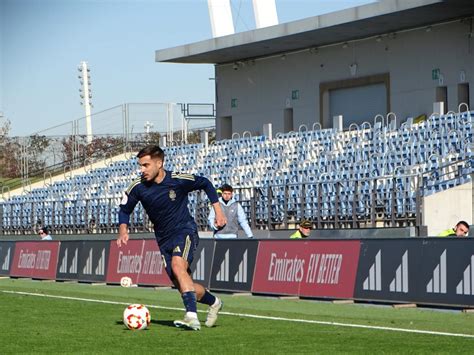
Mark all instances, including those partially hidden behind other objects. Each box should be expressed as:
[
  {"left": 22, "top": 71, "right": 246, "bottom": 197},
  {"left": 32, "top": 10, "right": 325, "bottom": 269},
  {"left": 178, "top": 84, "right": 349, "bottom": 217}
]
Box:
[{"left": 2, "top": 290, "right": 474, "bottom": 339}]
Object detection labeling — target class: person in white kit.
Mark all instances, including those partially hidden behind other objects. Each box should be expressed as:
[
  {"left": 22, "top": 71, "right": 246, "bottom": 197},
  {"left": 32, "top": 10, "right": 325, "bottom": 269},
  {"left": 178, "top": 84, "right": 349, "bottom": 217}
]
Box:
[{"left": 208, "top": 184, "right": 254, "bottom": 239}]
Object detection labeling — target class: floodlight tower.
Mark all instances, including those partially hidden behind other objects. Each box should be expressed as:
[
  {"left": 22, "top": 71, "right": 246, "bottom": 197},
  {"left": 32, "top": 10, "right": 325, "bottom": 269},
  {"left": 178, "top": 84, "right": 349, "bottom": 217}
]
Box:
[
  {"left": 78, "top": 61, "right": 93, "bottom": 144},
  {"left": 144, "top": 120, "right": 154, "bottom": 134}
]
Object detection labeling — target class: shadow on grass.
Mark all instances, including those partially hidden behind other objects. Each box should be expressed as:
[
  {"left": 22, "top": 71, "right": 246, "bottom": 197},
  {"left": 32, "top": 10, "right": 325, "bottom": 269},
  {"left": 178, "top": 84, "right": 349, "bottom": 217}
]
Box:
[
  {"left": 115, "top": 319, "right": 176, "bottom": 328},
  {"left": 150, "top": 319, "right": 176, "bottom": 328}
]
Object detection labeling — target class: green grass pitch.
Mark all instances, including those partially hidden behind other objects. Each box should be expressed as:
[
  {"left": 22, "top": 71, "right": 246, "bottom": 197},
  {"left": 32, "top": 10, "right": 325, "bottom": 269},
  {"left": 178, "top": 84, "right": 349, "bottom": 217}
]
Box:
[{"left": 0, "top": 278, "right": 473, "bottom": 354}]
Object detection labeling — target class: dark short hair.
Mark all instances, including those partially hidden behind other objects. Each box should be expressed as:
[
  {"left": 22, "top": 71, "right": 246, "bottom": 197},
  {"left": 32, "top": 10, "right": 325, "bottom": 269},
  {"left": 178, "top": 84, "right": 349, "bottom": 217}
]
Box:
[
  {"left": 39, "top": 226, "right": 49, "bottom": 234},
  {"left": 221, "top": 184, "right": 233, "bottom": 192},
  {"left": 456, "top": 221, "right": 470, "bottom": 230},
  {"left": 137, "top": 145, "right": 165, "bottom": 161}
]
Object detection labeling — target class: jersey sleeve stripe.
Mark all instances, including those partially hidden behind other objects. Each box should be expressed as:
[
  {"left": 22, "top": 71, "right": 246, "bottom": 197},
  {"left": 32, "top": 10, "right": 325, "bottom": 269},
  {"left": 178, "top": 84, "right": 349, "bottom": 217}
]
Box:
[
  {"left": 171, "top": 172, "right": 195, "bottom": 181},
  {"left": 125, "top": 177, "right": 142, "bottom": 194}
]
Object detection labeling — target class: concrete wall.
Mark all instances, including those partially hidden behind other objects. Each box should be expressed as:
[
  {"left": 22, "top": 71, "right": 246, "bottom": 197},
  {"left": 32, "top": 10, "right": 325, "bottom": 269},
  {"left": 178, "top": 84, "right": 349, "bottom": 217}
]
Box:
[
  {"left": 423, "top": 181, "right": 473, "bottom": 236},
  {"left": 215, "top": 21, "right": 474, "bottom": 139},
  {"left": 1, "top": 227, "right": 416, "bottom": 241}
]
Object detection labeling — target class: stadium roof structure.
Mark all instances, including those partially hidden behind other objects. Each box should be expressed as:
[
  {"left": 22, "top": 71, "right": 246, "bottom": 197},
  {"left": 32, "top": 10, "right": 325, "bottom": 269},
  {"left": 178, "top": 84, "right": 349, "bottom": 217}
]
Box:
[{"left": 155, "top": 0, "right": 474, "bottom": 65}]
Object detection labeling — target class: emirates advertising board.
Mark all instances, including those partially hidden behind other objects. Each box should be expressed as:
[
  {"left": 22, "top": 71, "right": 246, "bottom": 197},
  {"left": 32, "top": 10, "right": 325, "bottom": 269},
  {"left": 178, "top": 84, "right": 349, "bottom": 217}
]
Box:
[
  {"left": 0, "top": 242, "right": 15, "bottom": 276},
  {"left": 252, "top": 240, "right": 361, "bottom": 298},
  {"left": 56, "top": 241, "right": 83, "bottom": 281},
  {"left": 10, "top": 241, "right": 60, "bottom": 280},
  {"left": 190, "top": 239, "right": 216, "bottom": 289},
  {"left": 209, "top": 240, "right": 258, "bottom": 292},
  {"left": 77, "top": 241, "right": 110, "bottom": 282},
  {"left": 106, "top": 239, "right": 172, "bottom": 286},
  {"left": 416, "top": 239, "right": 474, "bottom": 307},
  {"left": 354, "top": 238, "right": 474, "bottom": 307}
]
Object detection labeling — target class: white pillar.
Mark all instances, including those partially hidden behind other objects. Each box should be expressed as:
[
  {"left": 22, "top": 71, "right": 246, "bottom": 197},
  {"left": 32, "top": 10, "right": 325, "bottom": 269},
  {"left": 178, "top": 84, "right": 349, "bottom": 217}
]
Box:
[
  {"left": 79, "top": 61, "right": 93, "bottom": 144},
  {"left": 252, "top": 0, "right": 278, "bottom": 28},
  {"left": 207, "top": 0, "right": 235, "bottom": 37},
  {"left": 263, "top": 123, "right": 273, "bottom": 139},
  {"left": 201, "top": 131, "right": 209, "bottom": 149},
  {"left": 433, "top": 101, "right": 445, "bottom": 115},
  {"left": 160, "top": 135, "right": 167, "bottom": 148},
  {"left": 167, "top": 103, "right": 174, "bottom": 143},
  {"left": 333, "top": 115, "right": 343, "bottom": 131}
]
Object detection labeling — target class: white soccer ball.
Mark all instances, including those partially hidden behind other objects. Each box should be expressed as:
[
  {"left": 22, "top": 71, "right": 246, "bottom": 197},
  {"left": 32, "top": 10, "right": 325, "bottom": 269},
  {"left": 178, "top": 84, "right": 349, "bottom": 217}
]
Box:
[
  {"left": 120, "top": 276, "right": 132, "bottom": 288},
  {"left": 123, "top": 304, "right": 151, "bottom": 330}
]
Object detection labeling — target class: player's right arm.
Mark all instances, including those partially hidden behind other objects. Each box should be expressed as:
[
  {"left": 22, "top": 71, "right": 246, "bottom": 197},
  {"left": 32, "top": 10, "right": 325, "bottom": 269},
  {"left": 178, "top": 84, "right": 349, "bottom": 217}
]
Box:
[
  {"left": 117, "top": 223, "right": 129, "bottom": 247},
  {"left": 117, "top": 178, "right": 141, "bottom": 247}
]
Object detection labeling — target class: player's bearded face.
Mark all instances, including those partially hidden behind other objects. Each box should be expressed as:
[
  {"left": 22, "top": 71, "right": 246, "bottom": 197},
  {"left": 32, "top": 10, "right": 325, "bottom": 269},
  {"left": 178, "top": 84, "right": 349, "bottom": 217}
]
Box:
[{"left": 139, "top": 155, "right": 163, "bottom": 182}]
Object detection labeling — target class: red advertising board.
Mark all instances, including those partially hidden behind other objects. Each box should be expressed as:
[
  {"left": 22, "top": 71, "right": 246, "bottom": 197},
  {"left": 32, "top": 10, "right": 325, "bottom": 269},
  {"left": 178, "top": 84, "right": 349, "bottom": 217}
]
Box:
[
  {"left": 138, "top": 240, "right": 172, "bottom": 286},
  {"left": 106, "top": 240, "right": 172, "bottom": 286},
  {"left": 10, "top": 241, "right": 60, "bottom": 279},
  {"left": 252, "top": 240, "right": 360, "bottom": 298}
]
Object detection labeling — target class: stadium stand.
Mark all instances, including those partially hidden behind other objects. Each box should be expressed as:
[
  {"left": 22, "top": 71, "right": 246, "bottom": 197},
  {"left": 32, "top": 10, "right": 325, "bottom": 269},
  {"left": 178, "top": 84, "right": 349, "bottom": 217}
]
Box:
[{"left": 0, "top": 110, "right": 472, "bottom": 235}]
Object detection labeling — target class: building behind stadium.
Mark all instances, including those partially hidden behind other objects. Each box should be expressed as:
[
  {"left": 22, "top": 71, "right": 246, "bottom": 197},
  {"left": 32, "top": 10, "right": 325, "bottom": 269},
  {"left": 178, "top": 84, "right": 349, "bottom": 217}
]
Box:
[{"left": 156, "top": 0, "right": 474, "bottom": 139}]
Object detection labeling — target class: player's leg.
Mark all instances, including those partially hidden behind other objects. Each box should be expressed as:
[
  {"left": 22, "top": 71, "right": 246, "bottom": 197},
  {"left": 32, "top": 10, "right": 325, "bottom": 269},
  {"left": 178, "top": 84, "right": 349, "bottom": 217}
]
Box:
[
  {"left": 171, "top": 257, "right": 201, "bottom": 330},
  {"left": 194, "top": 283, "right": 223, "bottom": 328},
  {"left": 164, "top": 231, "right": 223, "bottom": 329},
  {"left": 171, "top": 255, "right": 194, "bottom": 292},
  {"left": 166, "top": 233, "right": 201, "bottom": 330},
  {"left": 174, "top": 264, "right": 223, "bottom": 328}
]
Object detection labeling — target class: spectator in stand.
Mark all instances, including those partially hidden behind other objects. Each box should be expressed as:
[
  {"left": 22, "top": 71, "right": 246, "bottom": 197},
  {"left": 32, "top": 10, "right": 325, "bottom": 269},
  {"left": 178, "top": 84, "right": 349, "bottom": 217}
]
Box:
[
  {"left": 38, "top": 226, "right": 52, "bottom": 241},
  {"left": 208, "top": 184, "right": 254, "bottom": 239},
  {"left": 437, "top": 221, "right": 469, "bottom": 237},
  {"left": 88, "top": 218, "right": 98, "bottom": 234},
  {"left": 290, "top": 219, "right": 312, "bottom": 239}
]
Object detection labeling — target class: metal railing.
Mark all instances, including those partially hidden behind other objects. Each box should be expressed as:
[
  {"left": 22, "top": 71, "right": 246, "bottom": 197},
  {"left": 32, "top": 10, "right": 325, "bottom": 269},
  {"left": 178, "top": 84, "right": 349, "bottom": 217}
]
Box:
[
  {"left": 1, "top": 158, "right": 472, "bottom": 236},
  {"left": 0, "top": 102, "right": 216, "bottom": 190},
  {"left": 0, "top": 174, "right": 423, "bottom": 235}
]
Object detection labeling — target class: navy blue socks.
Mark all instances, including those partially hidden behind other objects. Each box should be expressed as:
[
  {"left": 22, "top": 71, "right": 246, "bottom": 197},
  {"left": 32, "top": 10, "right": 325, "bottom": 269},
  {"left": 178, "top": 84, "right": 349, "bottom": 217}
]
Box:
[
  {"left": 198, "top": 290, "right": 216, "bottom": 306},
  {"left": 182, "top": 291, "right": 197, "bottom": 313}
]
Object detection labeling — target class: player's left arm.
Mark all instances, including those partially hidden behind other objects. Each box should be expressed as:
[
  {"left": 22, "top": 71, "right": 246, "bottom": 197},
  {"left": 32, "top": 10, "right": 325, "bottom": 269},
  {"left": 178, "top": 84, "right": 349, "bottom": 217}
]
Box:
[
  {"left": 208, "top": 206, "right": 219, "bottom": 230},
  {"left": 177, "top": 173, "right": 227, "bottom": 228},
  {"left": 212, "top": 202, "right": 227, "bottom": 229}
]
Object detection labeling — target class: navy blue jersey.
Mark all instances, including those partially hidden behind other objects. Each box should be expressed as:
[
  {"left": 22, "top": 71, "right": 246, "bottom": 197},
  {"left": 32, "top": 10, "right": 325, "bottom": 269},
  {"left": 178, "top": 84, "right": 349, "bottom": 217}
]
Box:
[{"left": 119, "top": 170, "right": 219, "bottom": 244}]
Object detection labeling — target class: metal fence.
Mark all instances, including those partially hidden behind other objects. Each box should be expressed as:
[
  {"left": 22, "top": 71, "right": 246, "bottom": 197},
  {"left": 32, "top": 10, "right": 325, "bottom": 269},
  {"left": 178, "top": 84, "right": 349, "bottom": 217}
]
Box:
[
  {"left": 0, "top": 175, "right": 418, "bottom": 236},
  {"left": 0, "top": 158, "right": 471, "bottom": 236},
  {"left": 0, "top": 103, "right": 215, "bottom": 192}
]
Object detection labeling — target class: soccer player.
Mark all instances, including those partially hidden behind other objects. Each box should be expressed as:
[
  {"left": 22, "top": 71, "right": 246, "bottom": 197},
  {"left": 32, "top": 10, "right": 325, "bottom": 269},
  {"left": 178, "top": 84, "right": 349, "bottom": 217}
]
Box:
[{"left": 117, "top": 145, "right": 227, "bottom": 331}]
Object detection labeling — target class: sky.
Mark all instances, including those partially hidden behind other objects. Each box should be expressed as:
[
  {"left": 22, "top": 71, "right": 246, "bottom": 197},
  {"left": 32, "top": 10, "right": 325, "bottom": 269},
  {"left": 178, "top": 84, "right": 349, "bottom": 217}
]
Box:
[{"left": 0, "top": 0, "right": 376, "bottom": 136}]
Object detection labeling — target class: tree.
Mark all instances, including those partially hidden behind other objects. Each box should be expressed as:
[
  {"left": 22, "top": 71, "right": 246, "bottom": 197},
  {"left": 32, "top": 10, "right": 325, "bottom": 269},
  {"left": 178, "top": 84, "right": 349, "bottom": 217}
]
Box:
[
  {"left": 0, "top": 118, "right": 10, "bottom": 138},
  {"left": 27, "top": 134, "right": 50, "bottom": 173},
  {"left": 61, "top": 134, "right": 127, "bottom": 167},
  {"left": 0, "top": 119, "right": 19, "bottom": 178}
]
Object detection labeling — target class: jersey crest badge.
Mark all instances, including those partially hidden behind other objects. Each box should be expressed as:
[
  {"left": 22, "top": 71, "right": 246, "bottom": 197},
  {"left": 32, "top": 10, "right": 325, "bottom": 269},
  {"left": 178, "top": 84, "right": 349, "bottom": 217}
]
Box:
[{"left": 169, "top": 189, "right": 176, "bottom": 201}]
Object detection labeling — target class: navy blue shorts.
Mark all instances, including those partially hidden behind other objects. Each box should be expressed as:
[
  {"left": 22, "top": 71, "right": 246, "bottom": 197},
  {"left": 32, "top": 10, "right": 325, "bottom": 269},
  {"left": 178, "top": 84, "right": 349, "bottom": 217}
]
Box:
[{"left": 159, "top": 229, "right": 199, "bottom": 282}]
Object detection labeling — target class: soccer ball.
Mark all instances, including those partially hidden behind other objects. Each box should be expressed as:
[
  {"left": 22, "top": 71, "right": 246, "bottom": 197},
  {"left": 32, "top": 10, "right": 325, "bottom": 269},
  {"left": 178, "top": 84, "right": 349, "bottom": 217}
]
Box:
[
  {"left": 120, "top": 276, "right": 132, "bottom": 288},
  {"left": 123, "top": 304, "right": 151, "bottom": 330}
]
